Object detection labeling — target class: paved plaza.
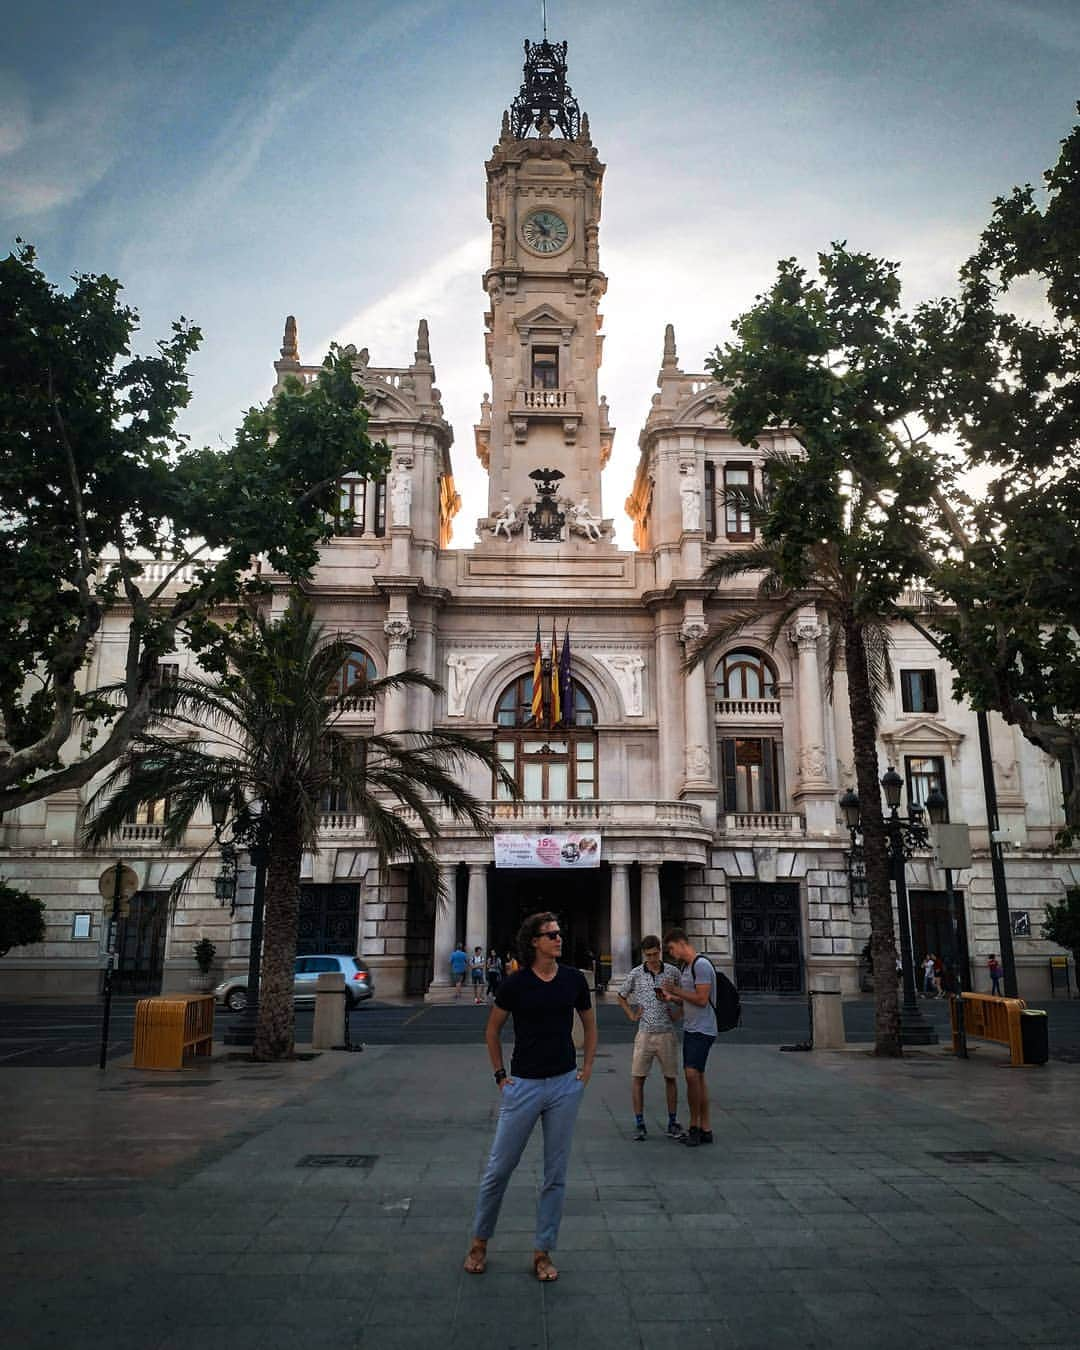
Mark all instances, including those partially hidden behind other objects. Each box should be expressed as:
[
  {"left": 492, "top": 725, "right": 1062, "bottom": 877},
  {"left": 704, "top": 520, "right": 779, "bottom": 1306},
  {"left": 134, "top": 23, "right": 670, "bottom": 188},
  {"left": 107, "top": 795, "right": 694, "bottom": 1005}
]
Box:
[{"left": 3, "top": 1016, "right": 1080, "bottom": 1350}]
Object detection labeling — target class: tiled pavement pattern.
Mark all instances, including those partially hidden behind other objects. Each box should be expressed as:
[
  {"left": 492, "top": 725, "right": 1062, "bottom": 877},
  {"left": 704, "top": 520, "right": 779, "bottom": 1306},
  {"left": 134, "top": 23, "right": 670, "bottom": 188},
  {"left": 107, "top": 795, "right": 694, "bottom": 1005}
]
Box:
[{"left": 3, "top": 1038, "right": 1080, "bottom": 1350}]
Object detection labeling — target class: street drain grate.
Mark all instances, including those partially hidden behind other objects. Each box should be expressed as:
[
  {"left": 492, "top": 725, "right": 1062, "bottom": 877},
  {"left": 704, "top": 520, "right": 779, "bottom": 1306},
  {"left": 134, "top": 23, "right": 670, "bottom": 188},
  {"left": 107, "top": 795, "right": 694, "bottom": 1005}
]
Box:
[
  {"left": 296, "top": 1154, "right": 377, "bottom": 1170},
  {"left": 928, "top": 1151, "right": 1018, "bottom": 1165}
]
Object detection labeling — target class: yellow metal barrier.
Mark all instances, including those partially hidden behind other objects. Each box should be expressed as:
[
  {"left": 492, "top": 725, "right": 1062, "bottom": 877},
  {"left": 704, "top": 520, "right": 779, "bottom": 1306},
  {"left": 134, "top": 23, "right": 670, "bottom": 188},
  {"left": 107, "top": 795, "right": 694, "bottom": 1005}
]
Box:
[
  {"left": 133, "top": 994, "right": 214, "bottom": 1070},
  {"left": 950, "top": 992, "right": 1026, "bottom": 1065}
]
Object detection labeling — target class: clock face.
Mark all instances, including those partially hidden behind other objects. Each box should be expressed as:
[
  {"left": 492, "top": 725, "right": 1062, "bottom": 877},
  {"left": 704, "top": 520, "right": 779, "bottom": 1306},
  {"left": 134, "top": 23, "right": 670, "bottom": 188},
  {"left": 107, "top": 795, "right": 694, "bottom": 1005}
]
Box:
[{"left": 522, "top": 209, "right": 570, "bottom": 255}]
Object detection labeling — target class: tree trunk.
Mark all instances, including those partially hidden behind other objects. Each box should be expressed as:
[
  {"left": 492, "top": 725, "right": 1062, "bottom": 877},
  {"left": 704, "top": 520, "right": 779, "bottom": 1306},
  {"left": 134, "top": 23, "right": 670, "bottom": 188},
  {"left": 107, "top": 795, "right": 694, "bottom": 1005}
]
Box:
[
  {"left": 844, "top": 619, "right": 901, "bottom": 1057},
  {"left": 253, "top": 812, "right": 302, "bottom": 1062}
]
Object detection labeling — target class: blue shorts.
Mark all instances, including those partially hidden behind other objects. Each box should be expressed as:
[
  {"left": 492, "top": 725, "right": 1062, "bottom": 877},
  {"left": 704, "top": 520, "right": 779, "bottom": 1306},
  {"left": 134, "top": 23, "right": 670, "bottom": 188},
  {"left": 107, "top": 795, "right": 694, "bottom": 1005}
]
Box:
[{"left": 683, "top": 1030, "right": 715, "bottom": 1072}]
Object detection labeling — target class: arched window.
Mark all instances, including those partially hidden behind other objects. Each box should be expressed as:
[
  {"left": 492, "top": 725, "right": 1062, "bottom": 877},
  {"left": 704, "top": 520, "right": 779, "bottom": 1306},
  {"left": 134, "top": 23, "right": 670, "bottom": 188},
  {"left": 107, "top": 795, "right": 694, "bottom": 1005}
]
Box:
[
  {"left": 493, "top": 675, "right": 597, "bottom": 801},
  {"left": 716, "top": 649, "right": 776, "bottom": 701},
  {"left": 333, "top": 649, "right": 377, "bottom": 697}
]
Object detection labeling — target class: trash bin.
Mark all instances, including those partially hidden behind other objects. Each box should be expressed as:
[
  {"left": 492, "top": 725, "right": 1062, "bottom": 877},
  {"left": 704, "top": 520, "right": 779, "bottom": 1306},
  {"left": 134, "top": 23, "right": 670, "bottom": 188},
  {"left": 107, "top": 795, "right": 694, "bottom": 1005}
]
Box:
[{"left": 1020, "top": 1009, "right": 1049, "bottom": 1065}]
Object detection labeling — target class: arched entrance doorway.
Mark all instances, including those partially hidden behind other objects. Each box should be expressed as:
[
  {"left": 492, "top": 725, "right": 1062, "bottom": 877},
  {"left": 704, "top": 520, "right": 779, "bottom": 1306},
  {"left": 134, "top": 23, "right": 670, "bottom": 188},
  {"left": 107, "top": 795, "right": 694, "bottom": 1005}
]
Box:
[{"left": 487, "top": 863, "right": 609, "bottom": 974}]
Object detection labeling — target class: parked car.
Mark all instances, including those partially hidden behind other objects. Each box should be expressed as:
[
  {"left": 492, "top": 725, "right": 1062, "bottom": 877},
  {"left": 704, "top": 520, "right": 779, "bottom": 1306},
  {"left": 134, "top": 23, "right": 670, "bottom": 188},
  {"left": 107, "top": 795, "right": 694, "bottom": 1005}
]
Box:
[{"left": 215, "top": 954, "right": 374, "bottom": 1012}]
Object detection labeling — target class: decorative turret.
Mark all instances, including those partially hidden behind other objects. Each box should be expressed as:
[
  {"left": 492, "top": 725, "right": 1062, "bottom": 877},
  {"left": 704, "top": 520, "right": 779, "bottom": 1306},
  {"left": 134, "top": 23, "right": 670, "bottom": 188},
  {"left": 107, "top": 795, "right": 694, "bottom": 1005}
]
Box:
[
  {"left": 508, "top": 38, "right": 581, "bottom": 140},
  {"left": 281, "top": 315, "right": 299, "bottom": 362}
]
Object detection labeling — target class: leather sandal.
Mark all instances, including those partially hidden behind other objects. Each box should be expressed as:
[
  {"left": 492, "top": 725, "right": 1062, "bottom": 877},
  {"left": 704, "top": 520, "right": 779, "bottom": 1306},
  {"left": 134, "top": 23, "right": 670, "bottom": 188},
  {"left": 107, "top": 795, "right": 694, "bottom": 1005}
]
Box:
[{"left": 533, "top": 1251, "right": 558, "bottom": 1282}]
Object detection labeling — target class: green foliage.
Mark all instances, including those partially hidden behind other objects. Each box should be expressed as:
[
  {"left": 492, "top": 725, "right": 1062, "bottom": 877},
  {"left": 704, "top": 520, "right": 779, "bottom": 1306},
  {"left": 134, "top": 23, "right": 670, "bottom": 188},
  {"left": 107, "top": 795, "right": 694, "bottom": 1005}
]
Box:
[
  {"left": 0, "top": 882, "right": 47, "bottom": 957},
  {"left": 1042, "top": 890, "right": 1080, "bottom": 962},
  {"left": 0, "top": 242, "right": 389, "bottom": 812},
  {"left": 193, "top": 937, "right": 217, "bottom": 973}
]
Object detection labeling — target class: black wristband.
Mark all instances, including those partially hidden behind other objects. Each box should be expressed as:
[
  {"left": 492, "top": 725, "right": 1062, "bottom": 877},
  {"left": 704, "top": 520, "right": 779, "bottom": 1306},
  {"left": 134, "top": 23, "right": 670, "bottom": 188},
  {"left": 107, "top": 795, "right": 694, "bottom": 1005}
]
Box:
[{"left": 493, "top": 1068, "right": 507, "bottom": 1083}]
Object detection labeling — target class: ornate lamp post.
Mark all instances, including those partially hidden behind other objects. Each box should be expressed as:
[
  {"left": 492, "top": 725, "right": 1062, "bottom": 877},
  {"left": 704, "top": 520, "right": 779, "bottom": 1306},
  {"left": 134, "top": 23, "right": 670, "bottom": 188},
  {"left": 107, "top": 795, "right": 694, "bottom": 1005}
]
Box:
[
  {"left": 841, "top": 770, "right": 938, "bottom": 1046},
  {"left": 925, "top": 786, "right": 968, "bottom": 1058}
]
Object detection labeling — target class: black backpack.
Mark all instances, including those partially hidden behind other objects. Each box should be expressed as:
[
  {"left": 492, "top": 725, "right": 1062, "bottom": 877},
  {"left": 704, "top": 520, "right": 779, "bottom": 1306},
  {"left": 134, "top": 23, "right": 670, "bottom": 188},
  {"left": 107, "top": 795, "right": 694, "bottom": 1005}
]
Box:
[{"left": 693, "top": 956, "right": 741, "bottom": 1033}]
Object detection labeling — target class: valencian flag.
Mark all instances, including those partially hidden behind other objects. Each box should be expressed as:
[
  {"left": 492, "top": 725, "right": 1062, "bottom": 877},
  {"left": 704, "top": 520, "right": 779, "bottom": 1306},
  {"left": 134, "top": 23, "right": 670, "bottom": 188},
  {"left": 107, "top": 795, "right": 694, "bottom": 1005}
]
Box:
[
  {"left": 531, "top": 617, "right": 544, "bottom": 724},
  {"left": 549, "top": 617, "right": 562, "bottom": 726},
  {"left": 558, "top": 621, "right": 573, "bottom": 725}
]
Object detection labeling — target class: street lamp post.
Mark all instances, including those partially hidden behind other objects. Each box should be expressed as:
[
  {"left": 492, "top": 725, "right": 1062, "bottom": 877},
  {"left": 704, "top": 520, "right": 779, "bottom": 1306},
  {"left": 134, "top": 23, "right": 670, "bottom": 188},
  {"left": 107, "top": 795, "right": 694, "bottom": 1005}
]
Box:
[
  {"left": 841, "top": 770, "right": 938, "bottom": 1047},
  {"left": 925, "top": 787, "right": 968, "bottom": 1059}
]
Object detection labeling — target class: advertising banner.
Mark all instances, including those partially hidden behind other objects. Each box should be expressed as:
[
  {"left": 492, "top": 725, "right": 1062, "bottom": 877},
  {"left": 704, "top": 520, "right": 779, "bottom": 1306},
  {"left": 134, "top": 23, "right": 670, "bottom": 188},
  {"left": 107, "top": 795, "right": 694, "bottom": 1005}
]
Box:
[{"left": 493, "top": 832, "right": 602, "bottom": 869}]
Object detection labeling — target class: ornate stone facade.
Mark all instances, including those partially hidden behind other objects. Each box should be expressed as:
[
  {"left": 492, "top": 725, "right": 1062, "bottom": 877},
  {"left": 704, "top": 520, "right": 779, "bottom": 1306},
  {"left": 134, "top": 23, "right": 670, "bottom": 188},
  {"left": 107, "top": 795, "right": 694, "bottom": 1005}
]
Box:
[{"left": 1, "top": 38, "right": 1077, "bottom": 1004}]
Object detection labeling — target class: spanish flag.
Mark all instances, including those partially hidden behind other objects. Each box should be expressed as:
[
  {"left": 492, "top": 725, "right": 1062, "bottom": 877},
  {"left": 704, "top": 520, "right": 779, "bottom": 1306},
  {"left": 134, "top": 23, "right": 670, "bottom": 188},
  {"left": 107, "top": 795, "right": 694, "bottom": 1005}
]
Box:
[
  {"left": 531, "top": 618, "right": 543, "bottom": 724},
  {"left": 550, "top": 617, "right": 562, "bottom": 726}
]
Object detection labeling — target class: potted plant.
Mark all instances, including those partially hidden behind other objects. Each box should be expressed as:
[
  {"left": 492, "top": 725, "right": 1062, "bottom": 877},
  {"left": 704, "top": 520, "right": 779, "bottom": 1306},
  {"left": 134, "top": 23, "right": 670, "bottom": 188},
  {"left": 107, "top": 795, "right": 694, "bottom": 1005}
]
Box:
[{"left": 190, "top": 937, "right": 217, "bottom": 990}]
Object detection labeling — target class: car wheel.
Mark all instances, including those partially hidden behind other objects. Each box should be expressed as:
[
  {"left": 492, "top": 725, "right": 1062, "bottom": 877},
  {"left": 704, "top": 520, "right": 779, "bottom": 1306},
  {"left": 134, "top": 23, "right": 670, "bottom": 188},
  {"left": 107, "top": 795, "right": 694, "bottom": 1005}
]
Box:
[{"left": 226, "top": 988, "right": 248, "bottom": 1012}]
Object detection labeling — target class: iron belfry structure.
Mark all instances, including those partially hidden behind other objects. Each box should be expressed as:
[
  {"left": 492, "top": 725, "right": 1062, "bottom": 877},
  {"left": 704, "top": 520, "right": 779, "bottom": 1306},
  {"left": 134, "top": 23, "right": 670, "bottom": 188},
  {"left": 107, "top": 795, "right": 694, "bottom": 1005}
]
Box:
[{"left": 2, "top": 37, "right": 1077, "bottom": 1002}]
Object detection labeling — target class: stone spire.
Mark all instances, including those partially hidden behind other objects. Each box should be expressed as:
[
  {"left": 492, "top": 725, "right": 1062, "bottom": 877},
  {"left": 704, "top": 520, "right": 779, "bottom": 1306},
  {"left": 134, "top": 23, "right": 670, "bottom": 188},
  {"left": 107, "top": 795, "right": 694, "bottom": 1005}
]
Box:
[
  {"left": 280, "top": 315, "right": 299, "bottom": 362},
  {"left": 414, "top": 318, "right": 432, "bottom": 366},
  {"left": 662, "top": 323, "right": 678, "bottom": 371}
]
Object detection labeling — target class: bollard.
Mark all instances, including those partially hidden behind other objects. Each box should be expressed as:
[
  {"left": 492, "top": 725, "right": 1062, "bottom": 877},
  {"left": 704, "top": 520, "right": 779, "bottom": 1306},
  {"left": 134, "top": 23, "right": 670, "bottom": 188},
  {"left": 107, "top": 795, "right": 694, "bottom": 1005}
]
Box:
[
  {"left": 312, "top": 971, "right": 347, "bottom": 1049},
  {"left": 809, "top": 973, "right": 846, "bottom": 1050}
]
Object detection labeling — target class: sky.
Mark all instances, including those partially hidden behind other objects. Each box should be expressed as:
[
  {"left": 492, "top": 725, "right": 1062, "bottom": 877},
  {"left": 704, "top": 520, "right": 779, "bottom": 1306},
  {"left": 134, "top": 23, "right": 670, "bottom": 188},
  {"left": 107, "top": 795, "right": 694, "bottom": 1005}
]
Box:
[{"left": 4, "top": 0, "right": 1079, "bottom": 547}]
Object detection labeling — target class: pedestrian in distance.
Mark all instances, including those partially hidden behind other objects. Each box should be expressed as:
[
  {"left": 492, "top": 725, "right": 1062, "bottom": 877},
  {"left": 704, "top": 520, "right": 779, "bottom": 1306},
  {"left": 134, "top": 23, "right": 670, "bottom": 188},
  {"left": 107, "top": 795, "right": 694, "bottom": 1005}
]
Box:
[
  {"left": 485, "top": 948, "right": 503, "bottom": 1002},
  {"left": 933, "top": 953, "right": 946, "bottom": 998},
  {"left": 470, "top": 945, "right": 486, "bottom": 1003},
  {"left": 505, "top": 950, "right": 519, "bottom": 975},
  {"left": 463, "top": 911, "right": 596, "bottom": 1283},
  {"left": 922, "top": 953, "right": 937, "bottom": 997},
  {"left": 616, "top": 935, "right": 683, "bottom": 1141},
  {"left": 450, "top": 942, "right": 468, "bottom": 997},
  {"left": 988, "top": 953, "right": 1003, "bottom": 996},
  {"left": 661, "top": 928, "right": 718, "bottom": 1147}
]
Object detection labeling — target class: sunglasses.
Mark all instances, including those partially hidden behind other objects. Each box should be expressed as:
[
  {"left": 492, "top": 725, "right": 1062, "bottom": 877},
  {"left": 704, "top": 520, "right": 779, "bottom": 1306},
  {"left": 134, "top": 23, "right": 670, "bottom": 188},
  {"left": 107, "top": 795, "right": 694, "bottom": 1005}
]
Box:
[{"left": 538, "top": 929, "right": 563, "bottom": 940}]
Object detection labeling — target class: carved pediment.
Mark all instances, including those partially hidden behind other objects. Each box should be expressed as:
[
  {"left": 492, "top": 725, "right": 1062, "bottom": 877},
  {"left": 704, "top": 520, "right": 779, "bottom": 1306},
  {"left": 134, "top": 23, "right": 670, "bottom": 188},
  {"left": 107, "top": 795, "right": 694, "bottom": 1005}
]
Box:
[
  {"left": 882, "top": 718, "right": 966, "bottom": 764},
  {"left": 515, "top": 303, "right": 575, "bottom": 336}
]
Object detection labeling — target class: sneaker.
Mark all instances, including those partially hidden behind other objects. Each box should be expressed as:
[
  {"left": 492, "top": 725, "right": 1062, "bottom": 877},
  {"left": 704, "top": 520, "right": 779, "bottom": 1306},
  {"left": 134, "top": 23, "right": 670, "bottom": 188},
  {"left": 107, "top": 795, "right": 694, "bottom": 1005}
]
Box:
[
  {"left": 680, "top": 1127, "right": 701, "bottom": 1148},
  {"left": 666, "top": 1120, "right": 684, "bottom": 1139},
  {"left": 633, "top": 1124, "right": 648, "bottom": 1142},
  {"left": 698, "top": 1130, "right": 714, "bottom": 1145}
]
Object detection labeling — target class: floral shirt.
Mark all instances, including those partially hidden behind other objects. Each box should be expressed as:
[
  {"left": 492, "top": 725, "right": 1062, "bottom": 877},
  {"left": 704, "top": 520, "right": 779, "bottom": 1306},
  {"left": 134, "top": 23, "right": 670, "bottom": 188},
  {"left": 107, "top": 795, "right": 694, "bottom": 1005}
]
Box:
[{"left": 619, "top": 961, "right": 681, "bottom": 1034}]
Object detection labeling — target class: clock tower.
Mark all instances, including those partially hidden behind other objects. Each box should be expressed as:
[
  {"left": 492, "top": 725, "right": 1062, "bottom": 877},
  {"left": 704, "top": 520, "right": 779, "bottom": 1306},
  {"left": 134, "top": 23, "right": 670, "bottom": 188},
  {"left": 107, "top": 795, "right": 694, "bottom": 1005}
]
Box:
[{"left": 475, "top": 38, "right": 615, "bottom": 539}]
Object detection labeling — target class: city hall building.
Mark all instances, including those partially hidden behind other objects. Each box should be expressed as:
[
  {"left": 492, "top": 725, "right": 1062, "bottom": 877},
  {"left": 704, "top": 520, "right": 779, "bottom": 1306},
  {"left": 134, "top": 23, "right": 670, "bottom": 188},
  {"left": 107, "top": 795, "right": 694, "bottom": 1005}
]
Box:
[{"left": 2, "top": 41, "right": 1077, "bottom": 1003}]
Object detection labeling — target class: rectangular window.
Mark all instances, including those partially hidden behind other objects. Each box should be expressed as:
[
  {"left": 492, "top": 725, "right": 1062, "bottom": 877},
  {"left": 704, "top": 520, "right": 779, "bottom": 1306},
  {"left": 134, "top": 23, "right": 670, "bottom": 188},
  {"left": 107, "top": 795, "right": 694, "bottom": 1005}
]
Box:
[
  {"left": 905, "top": 755, "right": 947, "bottom": 817},
  {"left": 900, "top": 669, "right": 938, "bottom": 714},
  {"left": 1060, "top": 758, "right": 1075, "bottom": 818},
  {"left": 338, "top": 478, "right": 367, "bottom": 531},
  {"left": 373, "top": 477, "right": 387, "bottom": 537},
  {"left": 704, "top": 460, "right": 717, "bottom": 541},
  {"left": 72, "top": 913, "right": 93, "bottom": 940},
  {"left": 155, "top": 663, "right": 179, "bottom": 688},
  {"left": 531, "top": 347, "right": 559, "bottom": 390},
  {"left": 720, "top": 737, "right": 780, "bottom": 812},
  {"left": 125, "top": 798, "right": 169, "bottom": 825},
  {"left": 724, "top": 465, "right": 753, "bottom": 539}
]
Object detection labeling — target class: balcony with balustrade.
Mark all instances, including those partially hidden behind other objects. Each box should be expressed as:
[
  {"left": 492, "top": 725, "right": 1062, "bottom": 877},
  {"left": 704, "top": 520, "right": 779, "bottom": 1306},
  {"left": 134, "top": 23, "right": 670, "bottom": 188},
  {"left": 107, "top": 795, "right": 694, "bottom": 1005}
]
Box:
[{"left": 510, "top": 387, "right": 582, "bottom": 444}]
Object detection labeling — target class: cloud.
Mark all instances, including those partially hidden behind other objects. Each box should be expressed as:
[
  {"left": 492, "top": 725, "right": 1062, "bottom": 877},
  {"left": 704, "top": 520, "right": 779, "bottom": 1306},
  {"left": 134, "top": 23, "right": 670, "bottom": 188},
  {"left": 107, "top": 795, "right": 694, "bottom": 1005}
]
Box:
[
  {"left": 0, "top": 64, "right": 138, "bottom": 220},
  {"left": 972, "top": 0, "right": 1080, "bottom": 53}
]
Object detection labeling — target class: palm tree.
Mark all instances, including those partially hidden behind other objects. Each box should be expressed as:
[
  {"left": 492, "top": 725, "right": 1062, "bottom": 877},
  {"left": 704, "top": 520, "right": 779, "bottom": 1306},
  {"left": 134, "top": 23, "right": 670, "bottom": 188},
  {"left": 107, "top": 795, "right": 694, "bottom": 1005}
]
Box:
[
  {"left": 85, "top": 603, "right": 510, "bottom": 1060},
  {"left": 688, "top": 458, "right": 927, "bottom": 1057}
]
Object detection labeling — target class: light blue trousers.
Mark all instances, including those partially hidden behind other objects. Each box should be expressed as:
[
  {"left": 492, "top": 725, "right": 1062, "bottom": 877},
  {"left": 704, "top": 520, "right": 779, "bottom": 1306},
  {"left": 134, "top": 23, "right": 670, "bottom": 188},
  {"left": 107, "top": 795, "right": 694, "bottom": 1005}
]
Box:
[{"left": 472, "top": 1068, "right": 584, "bottom": 1250}]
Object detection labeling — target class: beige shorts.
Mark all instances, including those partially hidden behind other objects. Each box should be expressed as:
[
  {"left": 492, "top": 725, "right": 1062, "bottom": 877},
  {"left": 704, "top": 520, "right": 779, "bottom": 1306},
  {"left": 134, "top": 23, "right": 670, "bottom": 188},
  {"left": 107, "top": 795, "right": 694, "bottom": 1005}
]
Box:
[{"left": 631, "top": 1029, "right": 679, "bottom": 1079}]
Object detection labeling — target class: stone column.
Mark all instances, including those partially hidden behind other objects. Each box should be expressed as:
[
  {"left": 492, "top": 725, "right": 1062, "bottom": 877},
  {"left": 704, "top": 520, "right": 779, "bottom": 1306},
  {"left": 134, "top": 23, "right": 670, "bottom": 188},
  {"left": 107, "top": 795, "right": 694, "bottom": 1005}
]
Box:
[
  {"left": 610, "top": 862, "right": 632, "bottom": 982},
  {"left": 640, "top": 862, "right": 662, "bottom": 942},
  {"left": 679, "top": 615, "right": 716, "bottom": 828},
  {"left": 654, "top": 619, "right": 683, "bottom": 800},
  {"left": 465, "top": 862, "right": 488, "bottom": 959},
  {"left": 790, "top": 609, "right": 836, "bottom": 833},
  {"left": 363, "top": 477, "right": 379, "bottom": 536},
  {"left": 427, "top": 860, "right": 459, "bottom": 998},
  {"left": 382, "top": 615, "right": 413, "bottom": 734}
]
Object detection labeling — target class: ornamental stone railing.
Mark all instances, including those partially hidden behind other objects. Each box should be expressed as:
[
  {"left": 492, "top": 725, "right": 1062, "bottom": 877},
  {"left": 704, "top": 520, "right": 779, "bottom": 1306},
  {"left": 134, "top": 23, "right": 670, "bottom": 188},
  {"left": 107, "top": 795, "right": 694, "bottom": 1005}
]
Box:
[
  {"left": 319, "top": 798, "right": 707, "bottom": 839},
  {"left": 721, "top": 811, "right": 805, "bottom": 836},
  {"left": 714, "top": 698, "right": 782, "bottom": 719}
]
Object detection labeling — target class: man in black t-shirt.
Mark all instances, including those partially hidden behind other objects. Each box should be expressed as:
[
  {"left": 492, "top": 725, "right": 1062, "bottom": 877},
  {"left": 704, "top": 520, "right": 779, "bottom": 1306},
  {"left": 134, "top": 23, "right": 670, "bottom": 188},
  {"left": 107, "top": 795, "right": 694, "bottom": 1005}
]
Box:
[{"left": 463, "top": 911, "right": 597, "bottom": 1284}]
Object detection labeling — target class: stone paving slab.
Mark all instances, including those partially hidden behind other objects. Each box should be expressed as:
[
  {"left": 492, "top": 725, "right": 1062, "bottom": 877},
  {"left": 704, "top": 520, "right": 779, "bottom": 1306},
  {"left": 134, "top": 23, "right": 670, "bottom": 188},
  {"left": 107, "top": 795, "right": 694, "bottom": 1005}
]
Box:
[{"left": 3, "top": 1037, "right": 1080, "bottom": 1348}]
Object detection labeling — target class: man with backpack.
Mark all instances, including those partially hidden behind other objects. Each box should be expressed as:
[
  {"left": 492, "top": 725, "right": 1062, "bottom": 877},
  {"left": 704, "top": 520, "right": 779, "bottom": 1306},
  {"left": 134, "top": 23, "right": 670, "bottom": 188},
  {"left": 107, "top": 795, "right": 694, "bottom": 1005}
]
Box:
[{"left": 661, "top": 928, "right": 719, "bottom": 1148}]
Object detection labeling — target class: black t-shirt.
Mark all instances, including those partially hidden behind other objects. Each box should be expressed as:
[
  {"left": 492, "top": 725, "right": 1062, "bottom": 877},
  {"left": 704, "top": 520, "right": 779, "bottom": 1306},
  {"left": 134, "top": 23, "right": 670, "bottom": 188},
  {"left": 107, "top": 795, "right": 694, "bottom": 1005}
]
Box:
[{"left": 495, "top": 964, "right": 592, "bottom": 1079}]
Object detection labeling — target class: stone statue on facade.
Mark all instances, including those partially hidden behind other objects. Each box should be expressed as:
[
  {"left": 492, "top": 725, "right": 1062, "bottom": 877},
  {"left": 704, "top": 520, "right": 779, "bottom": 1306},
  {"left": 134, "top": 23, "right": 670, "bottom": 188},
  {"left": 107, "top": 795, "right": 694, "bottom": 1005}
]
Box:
[
  {"left": 389, "top": 463, "right": 413, "bottom": 526},
  {"left": 490, "top": 496, "right": 521, "bottom": 540},
  {"left": 568, "top": 497, "right": 602, "bottom": 541},
  {"left": 598, "top": 653, "right": 645, "bottom": 716},
  {"left": 446, "top": 653, "right": 494, "bottom": 716},
  {"left": 679, "top": 465, "right": 702, "bottom": 532}
]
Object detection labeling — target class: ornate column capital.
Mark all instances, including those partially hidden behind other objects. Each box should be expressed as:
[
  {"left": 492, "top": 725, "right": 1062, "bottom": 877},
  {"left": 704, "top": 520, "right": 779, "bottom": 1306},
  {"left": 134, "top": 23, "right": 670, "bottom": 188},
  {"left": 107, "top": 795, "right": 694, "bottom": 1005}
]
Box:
[
  {"left": 679, "top": 617, "right": 709, "bottom": 647},
  {"left": 790, "top": 616, "right": 823, "bottom": 650},
  {"left": 383, "top": 616, "right": 414, "bottom": 649}
]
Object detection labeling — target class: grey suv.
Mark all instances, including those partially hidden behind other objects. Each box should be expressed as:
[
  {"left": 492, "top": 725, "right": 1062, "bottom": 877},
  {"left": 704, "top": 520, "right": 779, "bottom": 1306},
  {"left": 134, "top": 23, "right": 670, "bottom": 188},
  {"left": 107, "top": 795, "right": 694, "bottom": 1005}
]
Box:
[{"left": 215, "top": 954, "right": 374, "bottom": 1012}]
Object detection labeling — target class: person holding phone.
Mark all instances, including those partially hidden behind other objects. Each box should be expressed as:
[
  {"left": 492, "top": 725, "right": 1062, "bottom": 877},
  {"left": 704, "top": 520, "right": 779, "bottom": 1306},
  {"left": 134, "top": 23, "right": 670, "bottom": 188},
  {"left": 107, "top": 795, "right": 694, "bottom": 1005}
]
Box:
[
  {"left": 616, "top": 935, "right": 683, "bottom": 1141},
  {"left": 662, "top": 928, "right": 718, "bottom": 1147}
]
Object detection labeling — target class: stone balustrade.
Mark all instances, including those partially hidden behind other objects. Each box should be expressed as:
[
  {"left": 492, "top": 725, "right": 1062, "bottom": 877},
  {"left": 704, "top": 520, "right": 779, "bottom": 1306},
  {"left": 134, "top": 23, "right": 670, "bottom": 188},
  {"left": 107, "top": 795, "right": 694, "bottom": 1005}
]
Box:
[
  {"left": 714, "top": 698, "right": 783, "bottom": 719},
  {"left": 722, "top": 811, "right": 805, "bottom": 836}
]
